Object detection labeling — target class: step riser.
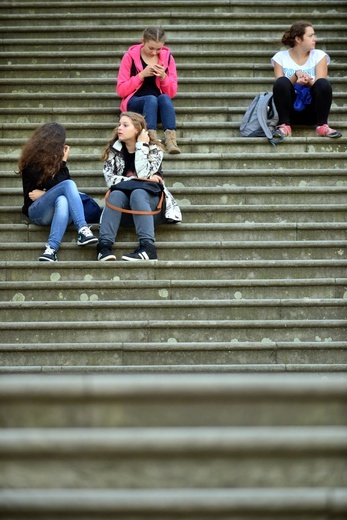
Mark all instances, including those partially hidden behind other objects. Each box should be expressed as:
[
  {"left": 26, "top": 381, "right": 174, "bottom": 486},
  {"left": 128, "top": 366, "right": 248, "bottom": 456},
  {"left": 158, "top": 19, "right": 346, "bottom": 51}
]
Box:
[
  {"left": 2, "top": 281, "right": 347, "bottom": 301},
  {"left": 1, "top": 109, "right": 346, "bottom": 124},
  {"left": 1, "top": 322, "right": 346, "bottom": 344},
  {"left": 3, "top": 225, "right": 347, "bottom": 243},
  {"left": 4, "top": 155, "right": 347, "bottom": 171},
  {"left": 2, "top": 124, "right": 347, "bottom": 140},
  {"left": 3, "top": 192, "right": 347, "bottom": 207},
  {"left": 1, "top": 452, "right": 345, "bottom": 489},
  {"left": 2, "top": 66, "right": 346, "bottom": 80},
  {"left": 2, "top": 79, "right": 347, "bottom": 94},
  {"left": 2, "top": 40, "right": 347, "bottom": 53},
  {"left": 2, "top": 263, "right": 346, "bottom": 281},
  {"left": 1, "top": 373, "right": 346, "bottom": 427},
  {"left": 3, "top": 172, "right": 347, "bottom": 188},
  {"left": 2, "top": 209, "right": 347, "bottom": 225},
  {"left": 1, "top": 244, "right": 346, "bottom": 262},
  {"left": 2, "top": 95, "right": 347, "bottom": 110},
  {"left": 3, "top": 141, "right": 347, "bottom": 156},
  {"left": 1, "top": 2, "right": 345, "bottom": 15},
  {"left": 2, "top": 16, "right": 347, "bottom": 27},
  {"left": 2, "top": 51, "right": 346, "bottom": 67},
  {"left": 1, "top": 345, "right": 346, "bottom": 367},
  {"left": 0, "top": 489, "right": 346, "bottom": 520},
  {"left": 1, "top": 302, "right": 345, "bottom": 322}
]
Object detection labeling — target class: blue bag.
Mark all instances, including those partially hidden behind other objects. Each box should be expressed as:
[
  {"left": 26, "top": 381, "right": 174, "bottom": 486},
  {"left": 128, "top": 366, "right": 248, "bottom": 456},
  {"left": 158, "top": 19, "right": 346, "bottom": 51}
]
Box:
[
  {"left": 79, "top": 192, "right": 102, "bottom": 223},
  {"left": 294, "top": 84, "right": 312, "bottom": 111}
]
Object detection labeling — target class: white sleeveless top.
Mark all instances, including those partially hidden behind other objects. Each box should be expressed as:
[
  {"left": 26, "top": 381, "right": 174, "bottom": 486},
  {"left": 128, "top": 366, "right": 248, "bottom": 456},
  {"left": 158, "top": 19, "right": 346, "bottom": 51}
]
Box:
[{"left": 271, "top": 49, "right": 329, "bottom": 81}]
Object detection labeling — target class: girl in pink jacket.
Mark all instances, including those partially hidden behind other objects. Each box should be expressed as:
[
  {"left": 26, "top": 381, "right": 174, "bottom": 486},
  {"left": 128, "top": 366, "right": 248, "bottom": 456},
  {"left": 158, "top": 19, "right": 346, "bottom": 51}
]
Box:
[{"left": 116, "top": 27, "right": 180, "bottom": 154}]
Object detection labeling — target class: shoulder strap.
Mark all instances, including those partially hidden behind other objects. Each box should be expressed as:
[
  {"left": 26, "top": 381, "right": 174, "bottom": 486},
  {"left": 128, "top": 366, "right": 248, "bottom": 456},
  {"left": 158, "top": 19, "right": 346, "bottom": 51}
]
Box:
[
  {"left": 104, "top": 178, "right": 165, "bottom": 215},
  {"left": 257, "top": 93, "right": 284, "bottom": 146},
  {"left": 256, "top": 93, "right": 274, "bottom": 140}
]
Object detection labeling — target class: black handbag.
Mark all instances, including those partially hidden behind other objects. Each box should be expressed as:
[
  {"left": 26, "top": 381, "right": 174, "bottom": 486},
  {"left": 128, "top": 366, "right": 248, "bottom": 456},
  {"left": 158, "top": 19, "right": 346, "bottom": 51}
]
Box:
[{"left": 105, "top": 178, "right": 164, "bottom": 215}]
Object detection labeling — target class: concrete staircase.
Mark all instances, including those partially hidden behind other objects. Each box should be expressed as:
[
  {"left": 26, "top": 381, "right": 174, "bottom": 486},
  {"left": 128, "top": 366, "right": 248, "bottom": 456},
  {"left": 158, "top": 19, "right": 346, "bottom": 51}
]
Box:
[{"left": 0, "top": 0, "right": 346, "bottom": 517}]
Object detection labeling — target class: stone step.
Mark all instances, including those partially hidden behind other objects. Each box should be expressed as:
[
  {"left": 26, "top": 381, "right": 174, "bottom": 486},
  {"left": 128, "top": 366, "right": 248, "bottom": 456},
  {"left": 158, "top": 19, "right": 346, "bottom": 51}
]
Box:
[
  {"left": 4, "top": 185, "right": 347, "bottom": 207},
  {"left": 1, "top": 426, "right": 346, "bottom": 488},
  {"left": 1, "top": 0, "right": 345, "bottom": 15},
  {"left": 4, "top": 166, "right": 347, "bottom": 187},
  {"left": 3, "top": 77, "right": 347, "bottom": 95},
  {"left": 5, "top": 364, "right": 347, "bottom": 375},
  {"left": 1, "top": 318, "right": 346, "bottom": 343},
  {"left": 3, "top": 138, "right": 347, "bottom": 159},
  {"left": 2, "top": 277, "right": 346, "bottom": 301},
  {"left": 4, "top": 151, "right": 347, "bottom": 171},
  {"left": 0, "top": 372, "right": 346, "bottom": 427},
  {"left": 3, "top": 165, "right": 347, "bottom": 186},
  {"left": 1, "top": 106, "right": 346, "bottom": 126},
  {"left": 2, "top": 37, "right": 347, "bottom": 53},
  {"left": 1, "top": 240, "right": 347, "bottom": 262},
  {"left": 1, "top": 340, "right": 346, "bottom": 369},
  {"left": 1, "top": 11, "right": 346, "bottom": 26},
  {"left": 3, "top": 205, "right": 347, "bottom": 225},
  {"left": 2, "top": 259, "right": 346, "bottom": 282},
  {"left": 2, "top": 91, "right": 347, "bottom": 109},
  {"left": 0, "top": 487, "right": 346, "bottom": 520},
  {"left": 1, "top": 49, "right": 346, "bottom": 66},
  {"left": 1, "top": 298, "right": 346, "bottom": 323},
  {"left": 1, "top": 62, "right": 345, "bottom": 80},
  {"left": 2, "top": 221, "right": 347, "bottom": 243},
  {"left": 2, "top": 364, "right": 347, "bottom": 374},
  {"left": 2, "top": 119, "right": 347, "bottom": 140},
  {"left": 2, "top": 25, "right": 347, "bottom": 41}
]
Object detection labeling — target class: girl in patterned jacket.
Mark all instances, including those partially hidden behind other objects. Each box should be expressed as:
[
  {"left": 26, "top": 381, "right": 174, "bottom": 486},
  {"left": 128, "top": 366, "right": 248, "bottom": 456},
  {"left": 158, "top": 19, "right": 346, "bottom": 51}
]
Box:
[{"left": 97, "top": 112, "right": 167, "bottom": 262}]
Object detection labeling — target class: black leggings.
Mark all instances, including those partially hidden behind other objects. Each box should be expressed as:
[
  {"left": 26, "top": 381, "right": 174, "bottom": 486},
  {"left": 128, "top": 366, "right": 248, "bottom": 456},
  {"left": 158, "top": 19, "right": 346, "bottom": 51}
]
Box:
[{"left": 273, "top": 76, "right": 332, "bottom": 127}]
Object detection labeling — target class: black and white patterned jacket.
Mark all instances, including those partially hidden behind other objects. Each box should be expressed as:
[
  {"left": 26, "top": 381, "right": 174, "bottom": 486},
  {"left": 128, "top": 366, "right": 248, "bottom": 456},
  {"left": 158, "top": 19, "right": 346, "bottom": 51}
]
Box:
[{"left": 103, "top": 139, "right": 164, "bottom": 188}]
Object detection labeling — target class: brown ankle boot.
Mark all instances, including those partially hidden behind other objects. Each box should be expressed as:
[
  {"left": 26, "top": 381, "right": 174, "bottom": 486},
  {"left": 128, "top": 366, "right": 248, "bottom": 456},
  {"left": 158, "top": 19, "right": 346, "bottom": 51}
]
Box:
[
  {"left": 164, "top": 129, "right": 181, "bottom": 154},
  {"left": 147, "top": 129, "right": 158, "bottom": 142}
]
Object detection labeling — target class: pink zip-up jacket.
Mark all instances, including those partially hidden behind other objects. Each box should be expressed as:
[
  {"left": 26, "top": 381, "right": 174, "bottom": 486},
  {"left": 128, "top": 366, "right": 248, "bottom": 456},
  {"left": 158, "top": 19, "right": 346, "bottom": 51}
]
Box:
[{"left": 116, "top": 43, "right": 178, "bottom": 112}]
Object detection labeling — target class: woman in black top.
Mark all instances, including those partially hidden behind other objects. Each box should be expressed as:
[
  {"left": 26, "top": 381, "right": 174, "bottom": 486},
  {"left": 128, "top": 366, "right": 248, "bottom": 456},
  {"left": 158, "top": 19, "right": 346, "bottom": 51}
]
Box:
[{"left": 18, "top": 122, "right": 97, "bottom": 261}]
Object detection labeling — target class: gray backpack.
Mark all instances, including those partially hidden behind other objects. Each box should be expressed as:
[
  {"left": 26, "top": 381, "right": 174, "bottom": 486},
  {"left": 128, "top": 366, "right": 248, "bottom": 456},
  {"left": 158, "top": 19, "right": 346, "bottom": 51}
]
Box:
[{"left": 240, "top": 92, "right": 283, "bottom": 146}]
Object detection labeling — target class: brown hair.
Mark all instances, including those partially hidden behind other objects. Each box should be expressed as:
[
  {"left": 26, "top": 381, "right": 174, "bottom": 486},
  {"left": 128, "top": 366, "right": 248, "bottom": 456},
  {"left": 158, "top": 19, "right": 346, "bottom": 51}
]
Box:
[
  {"left": 17, "top": 122, "right": 66, "bottom": 183},
  {"left": 142, "top": 26, "right": 166, "bottom": 44},
  {"left": 100, "top": 111, "right": 162, "bottom": 161},
  {"left": 281, "top": 21, "right": 313, "bottom": 48}
]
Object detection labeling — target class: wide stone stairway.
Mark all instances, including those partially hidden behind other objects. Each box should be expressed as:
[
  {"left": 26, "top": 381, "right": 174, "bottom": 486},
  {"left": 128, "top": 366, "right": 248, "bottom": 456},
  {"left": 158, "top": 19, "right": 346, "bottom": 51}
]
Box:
[{"left": 0, "top": 0, "right": 346, "bottom": 518}]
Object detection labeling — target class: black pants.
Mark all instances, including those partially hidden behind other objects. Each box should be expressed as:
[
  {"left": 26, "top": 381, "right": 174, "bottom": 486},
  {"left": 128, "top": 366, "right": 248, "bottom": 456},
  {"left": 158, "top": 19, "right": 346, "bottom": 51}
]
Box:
[{"left": 273, "top": 76, "right": 332, "bottom": 127}]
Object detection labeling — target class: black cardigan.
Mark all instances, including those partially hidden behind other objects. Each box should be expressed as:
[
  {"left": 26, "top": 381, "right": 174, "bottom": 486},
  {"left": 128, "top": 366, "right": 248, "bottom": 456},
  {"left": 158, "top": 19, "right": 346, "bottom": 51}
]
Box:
[{"left": 21, "top": 162, "right": 70, "bottom": 216}]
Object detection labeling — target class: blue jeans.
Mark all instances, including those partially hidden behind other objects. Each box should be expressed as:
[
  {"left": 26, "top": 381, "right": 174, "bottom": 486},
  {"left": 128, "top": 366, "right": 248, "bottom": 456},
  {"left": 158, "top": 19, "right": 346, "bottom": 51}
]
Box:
[
  {"left": 99, "top": 188, "right": 166, "bottom": 244},
  {"left": 127, "top": 94, "right": 176, "bottom": 130},
  {"left": 28, "top": 179, "right": 87, "bottom": 251}
]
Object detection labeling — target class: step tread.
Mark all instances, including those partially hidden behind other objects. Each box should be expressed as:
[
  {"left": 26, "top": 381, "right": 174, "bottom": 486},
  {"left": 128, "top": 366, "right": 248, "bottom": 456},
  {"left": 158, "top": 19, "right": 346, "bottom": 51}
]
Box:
[
  {"left": 0, "top": 487, "right": 346, "bottom": 514},
  {"left": 1, "top": 426, "right": 346, "bottom": 451},
  {"left": 1, "top": 364, "right": 347, "bottom": 374},
  {"left": 0, "top": 372, "right": 346, "bottom": 395}
]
